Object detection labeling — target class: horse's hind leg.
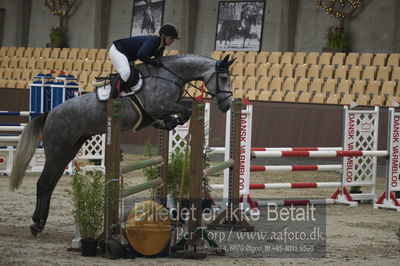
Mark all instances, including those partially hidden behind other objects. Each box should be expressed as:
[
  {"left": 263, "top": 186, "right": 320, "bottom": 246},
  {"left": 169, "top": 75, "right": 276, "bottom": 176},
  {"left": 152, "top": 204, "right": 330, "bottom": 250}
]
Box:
[{"left": 30, "top": 137, "right": 88, "bottom": 236}]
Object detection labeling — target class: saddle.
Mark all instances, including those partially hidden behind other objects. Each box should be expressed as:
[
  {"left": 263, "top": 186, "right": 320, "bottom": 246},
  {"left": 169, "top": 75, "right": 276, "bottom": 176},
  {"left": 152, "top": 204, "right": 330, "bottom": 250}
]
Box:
[{"left": 94, "top": 67, "right": 144, "bottom": 102}]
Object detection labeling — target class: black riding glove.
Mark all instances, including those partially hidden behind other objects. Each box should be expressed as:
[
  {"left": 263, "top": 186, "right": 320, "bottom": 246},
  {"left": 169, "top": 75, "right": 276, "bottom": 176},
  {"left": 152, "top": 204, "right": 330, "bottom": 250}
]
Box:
[{"left": 149, "top": 58, "right": 163, "bottom": 67}]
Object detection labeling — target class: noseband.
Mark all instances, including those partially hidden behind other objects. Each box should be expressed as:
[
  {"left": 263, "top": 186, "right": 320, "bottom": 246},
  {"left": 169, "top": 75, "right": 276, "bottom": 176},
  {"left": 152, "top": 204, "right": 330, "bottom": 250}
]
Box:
[{"left": 203, "top": 63, "right": 233, "bottom": 104}]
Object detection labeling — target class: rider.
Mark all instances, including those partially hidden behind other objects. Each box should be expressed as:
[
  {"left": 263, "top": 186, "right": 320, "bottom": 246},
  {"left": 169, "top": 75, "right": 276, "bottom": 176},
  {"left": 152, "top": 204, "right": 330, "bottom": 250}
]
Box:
[
  {"left": 108, "top": 23, "right": 179, "bottom": 98},
  {"left": 238, "top": 4, "right": 250, "bottom": 31}
]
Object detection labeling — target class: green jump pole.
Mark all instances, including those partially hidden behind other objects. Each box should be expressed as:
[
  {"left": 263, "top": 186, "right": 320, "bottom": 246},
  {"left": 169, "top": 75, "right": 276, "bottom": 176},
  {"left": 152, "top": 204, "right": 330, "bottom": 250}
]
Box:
[
  {"left": 203, "top": 159, "right": 234, "bottom": 177},
  {"left": 120, "top": 156, "right": 163, "bottom": 174},
  {"left": 120, "top": 177, "right": 163, "bottom": 198}
]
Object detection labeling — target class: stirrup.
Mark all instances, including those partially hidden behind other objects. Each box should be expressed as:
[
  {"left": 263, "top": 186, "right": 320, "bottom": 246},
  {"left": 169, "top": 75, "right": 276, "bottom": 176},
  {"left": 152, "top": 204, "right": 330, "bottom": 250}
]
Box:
[{"left": 92, "top": 79, "right": 111, "bottom": 87}]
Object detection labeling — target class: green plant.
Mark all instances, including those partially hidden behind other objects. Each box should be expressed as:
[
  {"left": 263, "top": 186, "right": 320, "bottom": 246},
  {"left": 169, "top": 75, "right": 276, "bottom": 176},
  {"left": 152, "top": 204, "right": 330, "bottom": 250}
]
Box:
[
  {"left": 326, "top": 26, "right": 350, "bottom": 50},
  {"left": 50, "top": 27, "right": 65, "bottom": 46},
  {"left": 142, "top": 141, "right": 159, "bottom": 199},
  {"left": 142, "top": 142, "right": 190, "bottom": 201},
  {"left": 69, "top": 170, "right": 104, "bottom": 240},
  {"left": 167, "top": 149, "right": 190, "bottom": 200},
  {"left": 202, "top": 124, "right": 212, "bottom": 198},
  {"left": 45, "top": 0, "right": 78, "bottom": 47}
]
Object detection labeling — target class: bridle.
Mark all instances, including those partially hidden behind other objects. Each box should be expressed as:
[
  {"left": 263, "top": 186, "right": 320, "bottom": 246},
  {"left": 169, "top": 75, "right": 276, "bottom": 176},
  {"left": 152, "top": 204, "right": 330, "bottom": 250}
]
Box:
[{"left": 203, "top": 63, "right": 233, "bottom": 104}]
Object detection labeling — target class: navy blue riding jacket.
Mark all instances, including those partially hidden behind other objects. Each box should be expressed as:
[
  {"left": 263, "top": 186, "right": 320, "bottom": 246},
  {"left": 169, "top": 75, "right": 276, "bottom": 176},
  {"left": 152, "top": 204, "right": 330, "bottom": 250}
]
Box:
[{"left": 113, "top": 35, "right": 165, "bottom": 64}]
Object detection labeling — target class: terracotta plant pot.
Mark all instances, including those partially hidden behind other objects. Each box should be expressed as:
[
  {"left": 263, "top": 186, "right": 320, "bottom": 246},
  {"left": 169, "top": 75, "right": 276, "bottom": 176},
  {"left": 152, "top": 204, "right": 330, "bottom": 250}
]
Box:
[{"left": 81, "top": 238, "right": 98, "bottom": 256}]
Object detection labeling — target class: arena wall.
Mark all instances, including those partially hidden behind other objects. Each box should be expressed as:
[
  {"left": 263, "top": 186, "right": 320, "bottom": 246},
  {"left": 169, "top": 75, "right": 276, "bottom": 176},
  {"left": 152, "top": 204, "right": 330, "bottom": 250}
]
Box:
[{"left": 1, "top": 0, "right": 400, "bottom": 53}]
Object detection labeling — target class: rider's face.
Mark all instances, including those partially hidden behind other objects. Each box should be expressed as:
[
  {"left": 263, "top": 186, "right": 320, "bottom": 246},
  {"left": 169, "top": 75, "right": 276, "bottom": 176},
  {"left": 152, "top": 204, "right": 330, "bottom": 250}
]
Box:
[{"left": 164, "top": 35, "right": 175, "bottom": 46}]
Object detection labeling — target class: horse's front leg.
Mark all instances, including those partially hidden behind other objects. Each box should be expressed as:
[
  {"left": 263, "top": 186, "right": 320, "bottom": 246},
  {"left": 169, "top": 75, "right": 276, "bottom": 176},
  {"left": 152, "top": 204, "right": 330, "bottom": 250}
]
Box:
[
  {"left": 152, "top": 115, "right": 187, "bottom": 130},
  {"left": 147, "top": 101, "right": 191, "bottom": 130}
]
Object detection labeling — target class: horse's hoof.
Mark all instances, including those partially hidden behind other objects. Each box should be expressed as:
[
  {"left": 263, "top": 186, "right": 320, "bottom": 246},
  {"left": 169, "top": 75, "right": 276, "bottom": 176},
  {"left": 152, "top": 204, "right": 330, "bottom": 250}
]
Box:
[{"left": 30, "top": 224, "right": 42, "bottom": 236}]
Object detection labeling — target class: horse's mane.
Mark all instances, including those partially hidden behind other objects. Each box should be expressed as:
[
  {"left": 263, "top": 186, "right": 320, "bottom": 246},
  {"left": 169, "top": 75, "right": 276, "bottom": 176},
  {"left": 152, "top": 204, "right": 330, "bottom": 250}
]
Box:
[
  {"left": 161, "top": 54, "right": 214, "bottom": 63},
  {"left": 135, "top": 54, "right": 216, "bottom": 74}
]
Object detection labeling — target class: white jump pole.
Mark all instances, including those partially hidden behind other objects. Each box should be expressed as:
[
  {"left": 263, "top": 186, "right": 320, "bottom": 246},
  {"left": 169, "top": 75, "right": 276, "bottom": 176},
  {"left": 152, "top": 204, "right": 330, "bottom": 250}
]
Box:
[
  {"left": 251, "top": 150, "right": 388, "bottom": 158},
  {"left": 212, "top": 182, "right": 342, "bottom": 190},
  {"left": 250, "top": 164, "right": 342, "bottom": 172},
  {"left": 255, "top": 198, "right": 335, "bottom": 207},
  {"left": 0, "top": 111, "right": 35, "bottom": 116},
  {"left": 0, "top": 136, "right": 20, "bottom": 142},
  {"left": 0, "top": 126, "right": 26, "bottom": 131},
  {"left": 210, "top": 146, "right": 343, "bottom": 154}
]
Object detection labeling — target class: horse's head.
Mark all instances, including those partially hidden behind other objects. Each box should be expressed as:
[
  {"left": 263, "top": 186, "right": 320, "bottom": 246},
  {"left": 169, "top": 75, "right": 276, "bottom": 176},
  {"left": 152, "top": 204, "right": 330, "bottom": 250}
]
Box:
[
  {"left": 205, "top": 55, "right": 235, "bottom": 113},
  {"left": 246, "top": 14, "right": 258, "bottom": 27}
]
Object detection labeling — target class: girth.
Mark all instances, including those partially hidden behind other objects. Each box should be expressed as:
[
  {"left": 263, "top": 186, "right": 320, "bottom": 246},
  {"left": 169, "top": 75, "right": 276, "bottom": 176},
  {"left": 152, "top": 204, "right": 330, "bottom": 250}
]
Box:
[{"left": 128, "top": 94, "right": 156, "bottom": 131}]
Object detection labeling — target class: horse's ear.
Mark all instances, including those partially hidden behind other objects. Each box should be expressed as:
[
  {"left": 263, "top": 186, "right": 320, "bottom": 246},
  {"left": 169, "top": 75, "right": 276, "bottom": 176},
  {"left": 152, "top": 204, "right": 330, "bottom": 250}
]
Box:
[
  {"left": 228, "top": 58, "right": 236, "bottom": 67},
  {"left": 220, "top": 54, "right": 230, "bottom": 67}
]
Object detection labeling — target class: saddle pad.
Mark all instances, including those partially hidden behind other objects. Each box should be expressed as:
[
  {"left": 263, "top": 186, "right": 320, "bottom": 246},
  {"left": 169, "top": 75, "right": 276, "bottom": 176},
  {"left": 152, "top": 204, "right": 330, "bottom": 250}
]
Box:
[
  {"left": 96, "top": 84, "right": 112, "bottom": 102},
  {"left": 95, "top": 72, "right": 143, "bottom": 102}
]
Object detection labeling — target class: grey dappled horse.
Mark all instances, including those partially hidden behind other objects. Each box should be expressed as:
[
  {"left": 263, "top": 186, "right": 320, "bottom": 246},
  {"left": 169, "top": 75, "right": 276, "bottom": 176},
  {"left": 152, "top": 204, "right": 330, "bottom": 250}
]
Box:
[{"left": 9, "top": 54, "right": 234, "bottom": 236}]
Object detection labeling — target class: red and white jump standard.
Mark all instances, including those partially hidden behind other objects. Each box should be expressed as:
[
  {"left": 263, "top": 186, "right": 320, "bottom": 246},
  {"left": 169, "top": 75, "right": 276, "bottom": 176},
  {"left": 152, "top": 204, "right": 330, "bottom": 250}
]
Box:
[
  {"left": 374, "top": 107, "right": 400, "bottom": 211},
  {"left": 333, "top": 106, "right": 381, "bottom": 206},
  {"left": 169, "top": 101, "right": 395, "bottom": 210},
  {"left": 212, "top": 104, "right": 383, "bottom": 209}
]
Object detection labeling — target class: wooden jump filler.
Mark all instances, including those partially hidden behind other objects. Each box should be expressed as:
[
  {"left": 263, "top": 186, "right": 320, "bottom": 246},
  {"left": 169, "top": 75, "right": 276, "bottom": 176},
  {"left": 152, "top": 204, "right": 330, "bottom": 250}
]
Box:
[
  {"left": 103, "top": 98, "right": 166, "bottom": 257},
  {"left": 104, "top": 98, "right": 122, "bottom": 240}
]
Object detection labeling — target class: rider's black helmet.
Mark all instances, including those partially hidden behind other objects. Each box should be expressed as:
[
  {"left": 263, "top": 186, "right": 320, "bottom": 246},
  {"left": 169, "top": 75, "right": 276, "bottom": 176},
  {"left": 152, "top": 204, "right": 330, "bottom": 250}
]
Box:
[{"left": 159, "top": 24, "right": 179, "bottom": 40}]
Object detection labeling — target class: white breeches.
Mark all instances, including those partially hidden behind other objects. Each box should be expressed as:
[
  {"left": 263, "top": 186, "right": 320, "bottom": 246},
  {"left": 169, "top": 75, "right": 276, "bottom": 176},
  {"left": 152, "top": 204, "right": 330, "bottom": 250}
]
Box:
[{"left": 109, "top": 44, "right": 131, "bottom": 82}]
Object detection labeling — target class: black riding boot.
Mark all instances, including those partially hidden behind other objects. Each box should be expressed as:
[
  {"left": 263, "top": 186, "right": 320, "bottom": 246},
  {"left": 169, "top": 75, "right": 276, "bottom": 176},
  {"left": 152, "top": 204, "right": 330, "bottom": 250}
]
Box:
[{"left": 110, "top": 79, "right": 127, "bottom": 99}]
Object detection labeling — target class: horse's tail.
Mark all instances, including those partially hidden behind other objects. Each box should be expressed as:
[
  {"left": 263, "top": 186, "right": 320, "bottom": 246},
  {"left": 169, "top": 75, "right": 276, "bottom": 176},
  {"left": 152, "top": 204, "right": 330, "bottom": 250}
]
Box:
[{"left": 9, "top": 113, "right": 47, "bottom": 191}]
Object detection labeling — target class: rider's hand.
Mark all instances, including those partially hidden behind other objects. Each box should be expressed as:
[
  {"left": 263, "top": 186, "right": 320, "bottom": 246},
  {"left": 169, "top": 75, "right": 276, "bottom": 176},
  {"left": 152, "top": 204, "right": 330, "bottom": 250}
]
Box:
[{"left": 150, "top": 58, "right": 163, "bottom": 67}]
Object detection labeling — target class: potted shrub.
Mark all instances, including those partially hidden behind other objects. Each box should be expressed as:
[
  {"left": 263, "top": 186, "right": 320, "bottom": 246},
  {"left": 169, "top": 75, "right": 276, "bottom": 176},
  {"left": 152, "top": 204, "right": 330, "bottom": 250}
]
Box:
[
  {"left": 69, "top": 170, "right": 105, "bottom": 256},
  {"left": 45, "top": 0, "right": 78, "bottom": 48},
  {"left": 167, "top": 148, "right": 191, "bottom": 203},
  {"left": 317, "top": 0, "right": 365, "bottom": 53},
  {"left": 143, "top": 142, "right": 190, "bottom": 204},
  {"left": 323, "top": 26, "right": 350, "bottom": 53},
  {"left": 50, "top": 27, "right": 66, "bottom": 47},
  {"left": 143, "top": 142, "right": 213, "bottom": 212}
]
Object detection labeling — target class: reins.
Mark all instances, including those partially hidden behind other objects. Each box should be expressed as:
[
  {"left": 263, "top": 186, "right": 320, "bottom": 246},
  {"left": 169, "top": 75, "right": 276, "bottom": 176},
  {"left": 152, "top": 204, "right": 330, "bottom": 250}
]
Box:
[
  {"left": 159, "top": 64, "right": 211, "bottom": 101},
  {"left": 158, "top": 62, "right": 233, "bottom": 103}
]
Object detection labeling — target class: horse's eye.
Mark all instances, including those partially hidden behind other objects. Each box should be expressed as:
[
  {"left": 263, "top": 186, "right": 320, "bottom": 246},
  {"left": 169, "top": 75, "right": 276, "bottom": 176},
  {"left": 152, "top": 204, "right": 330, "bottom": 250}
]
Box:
[{"left": 220, "top": 76, "right": 228, "bottom": 82}]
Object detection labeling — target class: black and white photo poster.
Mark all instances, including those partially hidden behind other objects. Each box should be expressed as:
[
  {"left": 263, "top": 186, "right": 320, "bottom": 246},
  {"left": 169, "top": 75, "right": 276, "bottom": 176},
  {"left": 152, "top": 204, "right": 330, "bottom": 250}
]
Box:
[
  {"left": 215, "top": 1, "right": 265, "bottom": 51},
  {"left": 131, "top": 0, "right": 165, "bottom": 37}
]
